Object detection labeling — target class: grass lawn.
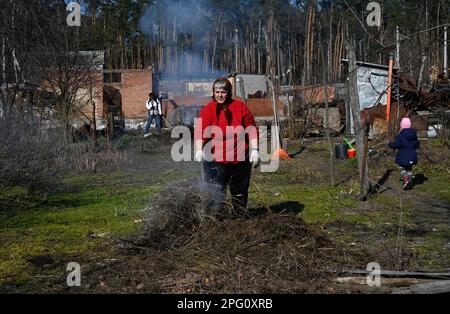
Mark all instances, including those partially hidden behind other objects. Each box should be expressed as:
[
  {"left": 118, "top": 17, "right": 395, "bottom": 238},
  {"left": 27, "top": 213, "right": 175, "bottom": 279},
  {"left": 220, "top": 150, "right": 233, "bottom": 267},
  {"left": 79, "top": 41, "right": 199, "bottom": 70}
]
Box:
[
  {"left": 1, "top": 138, "right": 449, "bottom": 288},
  {"left": 0, "top": 172, "right": 157, "bottom": 285}
]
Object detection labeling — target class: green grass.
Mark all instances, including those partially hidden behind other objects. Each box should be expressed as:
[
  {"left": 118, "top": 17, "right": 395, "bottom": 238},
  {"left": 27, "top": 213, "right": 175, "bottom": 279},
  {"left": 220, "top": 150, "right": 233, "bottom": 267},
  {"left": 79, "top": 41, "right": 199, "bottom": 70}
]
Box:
[
  {"left": 413, "top": 163, "right": 450, "bottom": 200},
  {"left": 408, "top": 234, "right": 450, "bottom": 270},
  {"left": 1, "top": 138, "right": 449, "bottom": 287},
  {"left": 250, "top": 167, "right": 363, "bottom": 225},
  {"left": 0, "top": 172, "right": 160, "bottom": 286}
]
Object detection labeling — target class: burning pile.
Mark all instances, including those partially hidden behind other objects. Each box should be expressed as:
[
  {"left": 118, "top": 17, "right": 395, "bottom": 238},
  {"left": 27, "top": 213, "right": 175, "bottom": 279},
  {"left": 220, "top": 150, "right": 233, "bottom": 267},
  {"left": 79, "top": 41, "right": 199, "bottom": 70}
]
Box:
[
  {"left": 129, "top": 180, "right": 226, "bottom": 249},
  {"left": 118, "top": 180, "right": 364, "bottom": 293},
  {"left": 130, "top": 210, "right": 358, "bottom": 293}
]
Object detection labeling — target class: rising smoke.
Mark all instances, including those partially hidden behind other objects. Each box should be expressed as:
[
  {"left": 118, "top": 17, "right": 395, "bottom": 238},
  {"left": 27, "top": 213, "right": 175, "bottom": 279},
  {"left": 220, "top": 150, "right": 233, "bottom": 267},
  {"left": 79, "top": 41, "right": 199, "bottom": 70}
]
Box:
[
  {"left": 139, "top": 0, "right": 225, "bottom": 75},
  {"left": 139, "top": 0, "right": 211, "bottom": 37}
]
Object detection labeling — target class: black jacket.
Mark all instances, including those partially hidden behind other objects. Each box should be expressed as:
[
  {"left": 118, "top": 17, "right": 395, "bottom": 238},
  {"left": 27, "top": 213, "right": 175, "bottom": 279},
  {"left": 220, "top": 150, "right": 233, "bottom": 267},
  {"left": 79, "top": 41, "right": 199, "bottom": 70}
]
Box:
[{"left": 388, "top": 128, "right": 420, "bottom": 167}]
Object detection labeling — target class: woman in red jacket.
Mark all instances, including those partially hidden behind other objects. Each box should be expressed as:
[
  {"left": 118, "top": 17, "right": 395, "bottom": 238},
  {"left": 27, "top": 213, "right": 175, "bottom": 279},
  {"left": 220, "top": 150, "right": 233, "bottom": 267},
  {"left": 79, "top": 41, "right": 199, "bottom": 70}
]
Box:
[{"left": 194, "top": 78, "right": 260, "bottom": 214}]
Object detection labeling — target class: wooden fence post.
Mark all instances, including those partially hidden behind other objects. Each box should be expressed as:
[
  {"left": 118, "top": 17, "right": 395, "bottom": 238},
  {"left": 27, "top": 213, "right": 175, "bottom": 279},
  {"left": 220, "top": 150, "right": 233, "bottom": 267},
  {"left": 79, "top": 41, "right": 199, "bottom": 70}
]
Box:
[{"left": 346, "top": 38, "right": 370, "bottom": 199}]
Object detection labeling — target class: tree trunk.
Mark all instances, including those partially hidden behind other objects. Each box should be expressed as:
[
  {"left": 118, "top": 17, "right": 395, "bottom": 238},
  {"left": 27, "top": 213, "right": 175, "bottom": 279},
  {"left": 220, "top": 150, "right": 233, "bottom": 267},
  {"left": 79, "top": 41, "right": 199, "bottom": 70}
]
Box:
[
  {"left": 417, "top": 55, "right": 427, "bottom": 92},
  {"left": 137, "top": 40, "right": 141, "bottom": 69},
  {"left": 258, "top": 18, "right": 262, "bottom": 74},
  {"left": 2, "top": 37, "right": 5, "bottom": 83},
  {"left": 347, "top": 38, "right": 369, "bottom": 199},
  {"left": 304, "top": 1, "right": 316, "bottom": 85},
  {"left": 320, "top": 22, "right": 336, "bottom": 187},
  {"left": 328, "top": 3, "right": 333, "bottom": 80}
]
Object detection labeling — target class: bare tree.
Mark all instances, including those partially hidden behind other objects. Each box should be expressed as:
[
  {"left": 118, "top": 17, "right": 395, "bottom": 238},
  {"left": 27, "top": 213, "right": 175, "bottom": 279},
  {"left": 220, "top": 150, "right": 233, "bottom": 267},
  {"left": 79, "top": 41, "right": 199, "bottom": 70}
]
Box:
[
  {"left": 0, "top": 0, "right": 103, "bottom": 198},
  {"left": 1, "top": 1, "right": 103, "bottom": 141},
  {"left": 319, "top": 21, "right": 336, "bottom": 187},
  {"left": 0, "top": 106, "right": 67, "bottom": 194}
]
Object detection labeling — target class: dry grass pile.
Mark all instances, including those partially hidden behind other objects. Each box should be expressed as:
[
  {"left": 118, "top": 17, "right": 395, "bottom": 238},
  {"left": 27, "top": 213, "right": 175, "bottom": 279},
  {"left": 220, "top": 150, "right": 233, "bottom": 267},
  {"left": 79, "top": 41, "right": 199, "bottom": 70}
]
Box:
[
  {"left": 155, "top": 213, "right": 355, "bottom": 293},
  {"left": 129, "top": 180, "right": 226, "bottom": 249},
  {"left": 119, "top": 181, "right": 358, "bottom": 293}
]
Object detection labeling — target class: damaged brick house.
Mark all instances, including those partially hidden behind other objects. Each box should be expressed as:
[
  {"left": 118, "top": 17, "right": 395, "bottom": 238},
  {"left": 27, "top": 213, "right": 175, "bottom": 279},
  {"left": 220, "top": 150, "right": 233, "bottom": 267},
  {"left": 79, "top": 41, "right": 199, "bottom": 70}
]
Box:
[
  {"left": 160, "top": 73, "right": 286, "bottom": 128},
  {"left": 76, "top": 65, "right": 285, "bottom": 136},
  {"left": 53, "top": 51, "right": 154, "bottom": 136},
  {"left": 100, "top": 69, "right": 153, "bottom": 132},
  {"left": 55, "top": 50, "right": 287, "bottom": 136}
]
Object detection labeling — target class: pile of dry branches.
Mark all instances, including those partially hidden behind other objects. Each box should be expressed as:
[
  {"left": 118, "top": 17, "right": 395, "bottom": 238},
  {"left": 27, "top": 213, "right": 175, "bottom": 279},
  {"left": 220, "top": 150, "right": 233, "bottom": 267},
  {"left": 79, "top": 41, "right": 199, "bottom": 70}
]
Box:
[
  {"left": 129, "top": 180, "right": 226, "bottom": 249},
  {"left": 122, "top": 210, "right": 357, "bottom": 293},
  {"left": 118, "top": 180, "right": 362, "bottom": 293}
]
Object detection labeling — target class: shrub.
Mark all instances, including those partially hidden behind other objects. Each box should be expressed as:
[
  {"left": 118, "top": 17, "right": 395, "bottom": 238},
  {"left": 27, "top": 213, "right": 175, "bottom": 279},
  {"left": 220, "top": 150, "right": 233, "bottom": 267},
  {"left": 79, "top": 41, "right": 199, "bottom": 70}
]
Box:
[{"left": 0, "top": 108, "right": 67, "bottom": 193}]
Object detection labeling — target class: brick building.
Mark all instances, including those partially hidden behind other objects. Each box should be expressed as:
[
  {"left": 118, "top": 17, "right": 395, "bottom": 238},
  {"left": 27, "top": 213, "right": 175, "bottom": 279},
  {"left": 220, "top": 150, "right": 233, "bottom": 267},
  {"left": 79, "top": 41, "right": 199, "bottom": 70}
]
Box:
[
  {"left": 98, "top": 69, "right": 153, "bottom": 130},
  {"left": 79, "top": 69, "right": 285, "bottom": 132}
]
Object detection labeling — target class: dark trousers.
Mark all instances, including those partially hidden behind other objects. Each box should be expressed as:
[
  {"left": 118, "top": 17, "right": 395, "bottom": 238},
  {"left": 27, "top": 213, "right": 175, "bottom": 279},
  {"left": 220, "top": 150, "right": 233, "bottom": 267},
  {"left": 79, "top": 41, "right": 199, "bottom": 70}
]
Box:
[
  {"left": 203, "top": 161, "right": 252, "bottom": 212},
  {"left": 144, "top": 114, "right": 162, "bottom": 134}
]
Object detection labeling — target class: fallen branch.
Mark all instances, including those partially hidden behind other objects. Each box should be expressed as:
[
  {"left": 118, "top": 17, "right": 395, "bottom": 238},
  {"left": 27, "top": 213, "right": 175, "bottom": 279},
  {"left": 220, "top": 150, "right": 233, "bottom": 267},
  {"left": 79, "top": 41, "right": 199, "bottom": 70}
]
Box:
[{"left": 238, "top": 235, "right": 277, "bottom": 251}]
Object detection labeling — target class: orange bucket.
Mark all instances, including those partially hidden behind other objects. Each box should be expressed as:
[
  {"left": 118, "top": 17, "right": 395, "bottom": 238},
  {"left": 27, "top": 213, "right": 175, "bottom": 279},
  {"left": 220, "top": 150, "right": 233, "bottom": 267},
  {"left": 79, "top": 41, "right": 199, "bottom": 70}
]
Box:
[{"left": 347, "top": 148, "right": 357, "bottom": 159}]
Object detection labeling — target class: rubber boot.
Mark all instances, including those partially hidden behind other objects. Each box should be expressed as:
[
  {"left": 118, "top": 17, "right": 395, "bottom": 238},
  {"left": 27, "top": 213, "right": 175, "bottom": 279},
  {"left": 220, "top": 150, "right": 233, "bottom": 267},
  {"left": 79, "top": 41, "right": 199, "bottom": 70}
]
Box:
[
  {"left": 231, "top": 194, "right": 247, "bottom": 217},
  {"left": 402, "top": 175, "right": 412, "bottom": 190}
]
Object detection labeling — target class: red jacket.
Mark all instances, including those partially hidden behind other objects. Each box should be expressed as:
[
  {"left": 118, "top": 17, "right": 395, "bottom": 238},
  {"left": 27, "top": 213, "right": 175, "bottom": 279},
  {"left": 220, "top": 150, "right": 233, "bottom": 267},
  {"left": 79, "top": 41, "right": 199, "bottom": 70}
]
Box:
[{"left": 194, "top": 98, "right": 258, "bottom": 164}]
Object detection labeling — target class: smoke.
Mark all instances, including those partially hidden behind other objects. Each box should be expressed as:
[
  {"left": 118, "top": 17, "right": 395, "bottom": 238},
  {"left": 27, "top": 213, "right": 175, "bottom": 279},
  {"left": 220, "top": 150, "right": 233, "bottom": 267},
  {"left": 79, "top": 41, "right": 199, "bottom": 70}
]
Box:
[
  {"left": 164, "top": 0, "right": 212, "bottom": 35},
  {"left": 139, "top": 0, "right": 225, "bottom": 74},
  {"left": 139, "top": 0, "right": 211, "bottom": 38}
]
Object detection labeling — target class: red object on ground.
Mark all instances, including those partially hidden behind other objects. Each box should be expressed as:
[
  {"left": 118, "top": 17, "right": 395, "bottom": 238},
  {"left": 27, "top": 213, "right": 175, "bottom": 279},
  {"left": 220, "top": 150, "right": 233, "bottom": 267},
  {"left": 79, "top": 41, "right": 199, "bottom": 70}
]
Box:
[
  {"left": 271, "top": 148, "right": 292, "bottom": 160},
  {"left": 347, "top": 148, "right": 357, "bottom": 159}
]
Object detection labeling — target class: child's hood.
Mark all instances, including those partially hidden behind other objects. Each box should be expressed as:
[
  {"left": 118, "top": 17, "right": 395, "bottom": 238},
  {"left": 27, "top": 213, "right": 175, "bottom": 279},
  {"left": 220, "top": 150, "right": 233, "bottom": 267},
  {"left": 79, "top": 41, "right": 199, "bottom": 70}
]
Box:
[{"left": 400, "top": 128, "right": 418, "bottom": 140}]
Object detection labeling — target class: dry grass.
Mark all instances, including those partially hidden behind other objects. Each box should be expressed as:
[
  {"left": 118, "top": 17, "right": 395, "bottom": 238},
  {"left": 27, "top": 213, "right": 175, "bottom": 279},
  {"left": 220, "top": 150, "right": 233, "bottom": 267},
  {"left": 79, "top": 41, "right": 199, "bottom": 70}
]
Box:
[
  {"left": 115, "top": 180, "right": 361, "bottom": 293},
  {"left": 128, "top": 180, "right": 227, "bottom": 249},
  {"left": 69, "top": 142, "right": 127, "bottom": 173}
]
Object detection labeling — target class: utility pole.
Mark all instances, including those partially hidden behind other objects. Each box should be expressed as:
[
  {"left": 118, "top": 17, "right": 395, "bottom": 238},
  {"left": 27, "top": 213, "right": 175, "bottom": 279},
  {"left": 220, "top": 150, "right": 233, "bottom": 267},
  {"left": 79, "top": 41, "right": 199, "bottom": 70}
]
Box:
[
  {"left": 235, "top": 28, "right": 238, "bottom": 72},
  {"left": 386, "top": 53, "right": 394, "bottom": 125}
]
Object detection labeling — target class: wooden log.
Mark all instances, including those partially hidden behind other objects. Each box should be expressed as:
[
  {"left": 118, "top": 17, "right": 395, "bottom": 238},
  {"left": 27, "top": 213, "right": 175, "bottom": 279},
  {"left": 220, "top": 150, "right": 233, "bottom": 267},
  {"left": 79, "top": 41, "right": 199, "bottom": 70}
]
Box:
[
  {"left": 392, "top": 280, "right": 450, "bottom": 294},
  {"left": 334, "top": 269, "right": 450, "bottom": 279},
  {"left": 334, "top": 276, "right": 427, "bottom": 287}
]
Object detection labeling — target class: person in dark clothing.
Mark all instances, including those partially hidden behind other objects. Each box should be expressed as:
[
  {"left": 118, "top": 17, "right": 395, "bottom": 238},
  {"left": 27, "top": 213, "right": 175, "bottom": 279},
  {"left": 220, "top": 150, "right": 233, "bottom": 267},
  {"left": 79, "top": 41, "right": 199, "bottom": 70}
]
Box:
[
  {"left": 388, "top": 117, "right": 420, "bottom": 190},
  {"left": 194, "top": 77, "right": 259, "bottom": 215}
]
